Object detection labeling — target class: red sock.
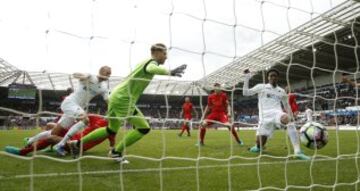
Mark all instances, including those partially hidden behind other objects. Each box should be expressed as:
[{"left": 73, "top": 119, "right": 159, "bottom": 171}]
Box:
[
  {"left": 230, "top": 126, "right": 241, "bottom": 143},
  {"left": 20, "top": 146, "right": 34, "bottom": 156},
  {"left": 20, "top": 139, "right": 50, "bottom": 155},
  {"left": 200, "top": 127, "right": 206, "bottom": 143}
]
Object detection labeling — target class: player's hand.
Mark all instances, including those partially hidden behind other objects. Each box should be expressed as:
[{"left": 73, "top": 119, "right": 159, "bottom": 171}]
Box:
[{"left": 170, "top": 64, "right": 187, "bottom": 77}]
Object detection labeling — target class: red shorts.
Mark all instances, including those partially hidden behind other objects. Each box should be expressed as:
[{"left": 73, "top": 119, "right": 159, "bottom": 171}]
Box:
[
  {"left": 57, "top": 128, "right": 68, "bottom": 137},
  {"left": 184, "top": 114, "right": 192, "bottom": 120},
  {"left": 205, "top": 112, "right": 228, "bottom": 125}
]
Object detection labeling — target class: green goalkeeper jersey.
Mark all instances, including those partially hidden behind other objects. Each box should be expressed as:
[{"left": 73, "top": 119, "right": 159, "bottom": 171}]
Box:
[{"left": 110, "top": 58, "right": 169, "bottom": 105}]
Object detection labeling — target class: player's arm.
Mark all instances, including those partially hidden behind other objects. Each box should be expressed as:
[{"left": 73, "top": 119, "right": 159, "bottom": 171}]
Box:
[
  {"left": 242, "top": 69, "right": 263, "bottom": 96},
  {"left": 146, "top": 62, "right": 186, "bottom": 77},
  {"left": 73, "top": 73, "right": 90, "bottom": 81}
]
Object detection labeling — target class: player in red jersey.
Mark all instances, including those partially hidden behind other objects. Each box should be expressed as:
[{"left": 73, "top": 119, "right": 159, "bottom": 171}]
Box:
[
  {"left": 197, "top": 83, "right": 243, "bottom": 146},
  {"left": 285, "top": 87, "right": 299, "bottom": 117},
  {"left": 178, "top": 97, "right": 198, "bottom": 137},
  {"left": 5, "top": 115, "right": 115, "bottom": 156}
]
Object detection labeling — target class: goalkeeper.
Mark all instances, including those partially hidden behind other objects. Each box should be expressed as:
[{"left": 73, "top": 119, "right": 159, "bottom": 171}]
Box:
[{"left": 70, "top": 43, "right": 187, "bottom": 162}]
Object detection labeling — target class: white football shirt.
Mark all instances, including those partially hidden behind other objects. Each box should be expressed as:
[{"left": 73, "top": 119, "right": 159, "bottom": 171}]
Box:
[
  {"left": 243, "top": 74, "right": 288, "bottom": 121},
  {"left": 66, "top": 74, "right": 109, "bottom": 108}
]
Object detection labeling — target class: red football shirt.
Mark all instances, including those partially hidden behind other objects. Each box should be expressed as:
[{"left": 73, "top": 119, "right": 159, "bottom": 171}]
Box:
[
  {"left": 208, "top": 92, "right": 228, "bottom": 113},
  {"left": 288, "top": 93, "right": 298, "bottom": 113},
  {"left": 183, "top": 102, "right": 193, "bottom": 117}
]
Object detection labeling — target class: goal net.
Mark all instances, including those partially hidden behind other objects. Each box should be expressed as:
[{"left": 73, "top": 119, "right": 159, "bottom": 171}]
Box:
[{"left": 0, "top": 0, "right": 360, "bottom": 190}]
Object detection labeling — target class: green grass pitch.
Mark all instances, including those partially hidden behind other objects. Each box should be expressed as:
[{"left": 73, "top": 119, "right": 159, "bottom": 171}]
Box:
[{"left": 0, "top": 129, "right": 359, "bottom": 191}]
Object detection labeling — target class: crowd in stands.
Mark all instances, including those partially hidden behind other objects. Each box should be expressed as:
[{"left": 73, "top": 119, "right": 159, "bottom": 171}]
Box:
[{"left": 1, "top": 81, "right": 360, "bottom": 130}]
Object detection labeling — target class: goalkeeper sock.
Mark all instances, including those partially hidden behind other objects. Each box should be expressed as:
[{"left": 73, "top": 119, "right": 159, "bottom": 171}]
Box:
[
  {"left": 115, "top": 129, "right": 145, "bottom": 153},
  {"left": 56, "top": 121, "right": 86, "bottom": 147},
  {"left": 287, "top": 122, "right": 301, "bottom": 154},
  {"left": 81, "top": 127, "right": 109, "bottom": 144},
  {"left": 28, "top": 130, "right": 51, "bottom": 145}
]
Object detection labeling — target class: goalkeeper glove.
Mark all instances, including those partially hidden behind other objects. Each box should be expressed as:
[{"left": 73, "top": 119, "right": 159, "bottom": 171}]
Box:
[{"left": 170, "top": 64, "right": 187, "bottom": 77}]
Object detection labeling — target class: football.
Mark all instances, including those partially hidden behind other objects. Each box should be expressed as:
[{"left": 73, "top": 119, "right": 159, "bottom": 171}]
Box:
[{"left": 300, "top": 122, "right": 329, "bottom": 149}]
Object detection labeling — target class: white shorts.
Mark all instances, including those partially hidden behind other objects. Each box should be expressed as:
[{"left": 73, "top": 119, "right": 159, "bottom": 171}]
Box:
[
  {"left": 57, "top": 99, "right": 85, "bottom": 129},
  {"left": 256, "top": 110, "right": 287, "bottom": 137}
]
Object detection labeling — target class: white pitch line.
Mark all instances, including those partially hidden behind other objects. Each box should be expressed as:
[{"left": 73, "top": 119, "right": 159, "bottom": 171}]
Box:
[{"left": 1, "top": 156, "right": 358, "bottom": 180}]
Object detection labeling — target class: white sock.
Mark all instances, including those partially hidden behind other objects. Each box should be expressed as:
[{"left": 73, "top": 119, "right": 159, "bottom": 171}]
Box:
[
  {"left": 56, "top": 121, "right": 86, "bottom": 147},
  {"left": 287, "top": 122, "right": 301, "bottom": 154},
  {"left": 28, "top": 130, "right": 52, "bottom": 145}
]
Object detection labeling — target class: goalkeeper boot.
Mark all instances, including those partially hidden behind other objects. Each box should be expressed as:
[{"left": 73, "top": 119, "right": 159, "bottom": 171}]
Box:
[
  {"left": 238, "top": 139, "right": 244, "bottom": 146},
  {"left": 294, "top": 151, "right": 311, "bottom": 160},
  {"left": 109, "top": 149, "right": 129, "bottom": 164},
  {"left": 5, "top": 146, "right": 21, "bottom": 155},
  {"left": 249, "top": 145, "right": 261, "bottom": 153}
]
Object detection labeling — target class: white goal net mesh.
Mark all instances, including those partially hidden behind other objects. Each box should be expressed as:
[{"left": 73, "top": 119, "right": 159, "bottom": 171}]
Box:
[{"left": 0, "top": 0, "right": 360, "bottom": 190}]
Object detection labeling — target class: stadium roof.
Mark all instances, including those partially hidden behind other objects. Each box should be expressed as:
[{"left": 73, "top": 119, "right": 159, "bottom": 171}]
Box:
[
  {"left": 0, "top": 61, "right": 206, "bottom": 96},
  {"left": 198, "top": 0, "right": 360, "bottom": 88}
]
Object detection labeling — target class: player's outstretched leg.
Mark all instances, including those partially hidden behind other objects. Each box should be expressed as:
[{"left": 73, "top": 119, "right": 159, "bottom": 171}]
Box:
[
  {"left": 114, "top": 109, "right": 150, "bottom": 158},
  {"left": 5, "top": 139, "right": 52, "bottom": 156},
  {"left": 26, "top": 130, "right": 52, "bottom": 146},
  {"left": 287, "top": 122, "right": 310, "bottom": 160},
  {"left": 70, "top": 126, "right": 110, "bottom": 158},
  {"left": 54, "top": 116, "right": 88, "bottom": 156}
]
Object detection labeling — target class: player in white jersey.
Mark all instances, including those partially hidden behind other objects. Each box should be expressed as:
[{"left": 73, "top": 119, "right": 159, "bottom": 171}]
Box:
[
  {"left": 26, "top": 66, "right": 111, "bottom": 156},
  {"left": 243, "top": 68, "right": 310, "bottom": 160},
  {"left": 305, "top": 105, "right": 313, "bottom": 122}
]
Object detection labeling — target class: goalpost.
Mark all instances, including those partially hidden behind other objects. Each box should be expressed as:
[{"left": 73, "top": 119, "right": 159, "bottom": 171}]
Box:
[{"left": 1, "top": 0, "right": 360, "bottom": 190}]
